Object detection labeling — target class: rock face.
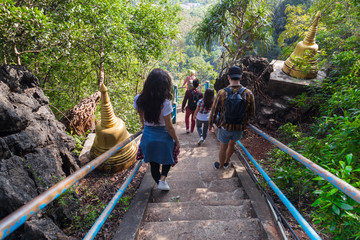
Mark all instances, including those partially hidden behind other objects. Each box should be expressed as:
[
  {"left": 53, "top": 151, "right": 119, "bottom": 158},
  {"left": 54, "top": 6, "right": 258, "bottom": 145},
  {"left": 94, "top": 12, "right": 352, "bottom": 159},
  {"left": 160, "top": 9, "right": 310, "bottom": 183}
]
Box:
[{"left": 0, "top": 65, "right": 79, "bottom": 239}]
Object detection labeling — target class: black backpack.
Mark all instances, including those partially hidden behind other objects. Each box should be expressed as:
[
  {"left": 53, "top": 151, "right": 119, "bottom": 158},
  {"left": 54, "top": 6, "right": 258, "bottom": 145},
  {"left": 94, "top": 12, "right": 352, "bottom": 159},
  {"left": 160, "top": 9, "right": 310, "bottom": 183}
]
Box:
[
  {"left": 223, "top": 87, "right": 247, "bottom": 124},
  {"left": 187, "top": 89, "right": 200, "bottom": 111}
]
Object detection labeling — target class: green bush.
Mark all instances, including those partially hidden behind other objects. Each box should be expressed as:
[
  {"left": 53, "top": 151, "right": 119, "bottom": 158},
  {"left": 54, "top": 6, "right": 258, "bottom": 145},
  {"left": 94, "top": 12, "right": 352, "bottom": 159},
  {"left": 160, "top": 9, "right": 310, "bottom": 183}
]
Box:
[{"left": 271, "top": 112, "right": 360, "bottom": 238}]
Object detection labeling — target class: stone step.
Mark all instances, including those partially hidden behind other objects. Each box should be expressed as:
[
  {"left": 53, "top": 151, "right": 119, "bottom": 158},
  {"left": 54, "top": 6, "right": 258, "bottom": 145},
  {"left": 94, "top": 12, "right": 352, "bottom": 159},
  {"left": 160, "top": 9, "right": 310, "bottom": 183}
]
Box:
[
  {"left": 166, "top": 169, "right": 235, "bottom": 183},
  {"left": 174, "top": 159, "right": 222, "bottom": 171},
  {"left": 145, "top": 201, "right": 255, "bottom": 222},
  {"left": 177, "top": 150, "right": 219, "bottom": 163},
  {"left": 163, "top": 177, "right": 240, "bottom": 191},
  {"left": 207, "top": 177, "right": 241, "bottom": 192},
  {"left": 150, "top": 188, "right": 248, "bottom": 204},
  {"left": 138, "top": 219, "right": 268, "bottom": 240}
]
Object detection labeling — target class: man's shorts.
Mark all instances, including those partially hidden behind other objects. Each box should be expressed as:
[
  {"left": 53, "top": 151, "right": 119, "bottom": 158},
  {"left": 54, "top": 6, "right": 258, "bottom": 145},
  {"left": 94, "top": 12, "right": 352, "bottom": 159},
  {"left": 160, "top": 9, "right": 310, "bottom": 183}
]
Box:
[{"left": 217, "top": 127, "right": 243, "bottom": 144}]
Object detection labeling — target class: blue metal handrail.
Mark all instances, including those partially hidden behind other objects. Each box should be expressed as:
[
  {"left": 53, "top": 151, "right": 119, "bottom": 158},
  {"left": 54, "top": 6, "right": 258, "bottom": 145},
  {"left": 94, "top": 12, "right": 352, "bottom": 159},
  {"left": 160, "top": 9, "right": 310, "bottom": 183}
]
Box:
[
  {"left": 236, "top": 141, "right": 321, "bottom": 240},
  {"left": 171, "top": 81, "right": 211, "bottom": 123},
  {"left": 172, "top": 85, "right": 178, "bottom": 124},
  {"left": 249, "top": 124, "right": 360, "bottom": 204},
  {"left": 83, "top": 159, "right": 144, "bottom": 240},
  {"left": 0, "top": 131, "right": 142, "bottom": 240}
]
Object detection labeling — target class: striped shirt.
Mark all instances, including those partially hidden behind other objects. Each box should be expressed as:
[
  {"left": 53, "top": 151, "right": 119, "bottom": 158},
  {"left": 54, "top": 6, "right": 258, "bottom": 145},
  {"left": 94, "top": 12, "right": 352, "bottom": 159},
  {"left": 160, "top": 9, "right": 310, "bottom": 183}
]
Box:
[{"left": 209, "top": 85, "right": 255, "bottom": 132}]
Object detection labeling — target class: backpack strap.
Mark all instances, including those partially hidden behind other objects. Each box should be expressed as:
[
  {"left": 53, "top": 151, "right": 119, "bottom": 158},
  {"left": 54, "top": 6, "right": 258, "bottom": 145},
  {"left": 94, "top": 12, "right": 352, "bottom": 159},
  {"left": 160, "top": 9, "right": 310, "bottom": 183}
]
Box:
[
  {"left": 238, "top": 87, "right": 246, "bottom": 95},
  {"left": 224, "top": 87, "right": 233, "bottom": 97},
  {"left": 224, "top": 87, "right": 246, "bottom": 96}
]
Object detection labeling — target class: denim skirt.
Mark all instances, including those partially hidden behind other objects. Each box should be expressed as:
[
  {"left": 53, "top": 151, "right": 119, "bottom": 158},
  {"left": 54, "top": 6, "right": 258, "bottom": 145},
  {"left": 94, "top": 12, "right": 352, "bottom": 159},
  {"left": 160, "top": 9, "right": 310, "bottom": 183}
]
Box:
[{"left": 140, "top": 126, "right": 175, "bottom": 165}]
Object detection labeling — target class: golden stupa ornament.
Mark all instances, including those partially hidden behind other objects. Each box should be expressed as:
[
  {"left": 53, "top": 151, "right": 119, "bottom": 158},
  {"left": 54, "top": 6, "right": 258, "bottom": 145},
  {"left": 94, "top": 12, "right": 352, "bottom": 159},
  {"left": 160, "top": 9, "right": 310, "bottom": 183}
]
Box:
[
  {"left": 283, "top": 11, "right": 321, "bottom": 79},
  {"left": 90, "top": 83, "right": 137, "bottom": 173}
]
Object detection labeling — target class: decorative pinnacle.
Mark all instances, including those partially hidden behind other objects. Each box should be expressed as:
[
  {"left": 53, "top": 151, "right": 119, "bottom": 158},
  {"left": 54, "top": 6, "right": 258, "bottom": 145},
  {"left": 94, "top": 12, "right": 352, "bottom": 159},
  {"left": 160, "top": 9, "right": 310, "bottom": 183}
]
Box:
[
  {"left": 303, "top": 11, "right": 321, "bottom": 45},
  {"left": 100, "top": 83, "right": 117, "bottom": 128}
]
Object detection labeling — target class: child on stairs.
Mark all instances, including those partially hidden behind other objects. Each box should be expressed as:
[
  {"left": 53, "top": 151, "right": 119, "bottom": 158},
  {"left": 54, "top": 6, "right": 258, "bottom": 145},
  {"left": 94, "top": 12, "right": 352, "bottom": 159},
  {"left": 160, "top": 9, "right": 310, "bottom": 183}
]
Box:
[{"left": 193, "top": 88, "right": 214, "bottom": 145}]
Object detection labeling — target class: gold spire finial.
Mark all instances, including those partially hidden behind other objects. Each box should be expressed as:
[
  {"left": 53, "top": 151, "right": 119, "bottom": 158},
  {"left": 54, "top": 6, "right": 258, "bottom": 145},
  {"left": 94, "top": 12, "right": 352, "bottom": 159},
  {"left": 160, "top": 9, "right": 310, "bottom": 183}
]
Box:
[
  {"left": 90, "top": 83, "right": 138, "bottom": 173},
  {"left": 303, "top": 11, "right": 321, "bottom": 45},
  {"left": 282, "top": 12, "right": 321, "bottom": 79},
  {"left": 100, "top": 83, "right": 117, "bottom": 128}
]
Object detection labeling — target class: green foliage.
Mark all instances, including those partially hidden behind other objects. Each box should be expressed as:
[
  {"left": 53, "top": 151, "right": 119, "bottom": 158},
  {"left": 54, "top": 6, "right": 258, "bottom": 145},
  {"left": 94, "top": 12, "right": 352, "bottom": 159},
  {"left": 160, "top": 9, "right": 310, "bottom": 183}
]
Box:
[
  {"left": 118, "top": 196, "right": 133, "bottom": 211},
  {"left": 0, "top": 1, "right": 54, "bottom": 64},
  {"left": 67, "top": 131, "right": 89, "bottom": 156},
  {"left": 269, "top": 123, "right": 316, "bottom": 201},
  {"left": 73, "top": 202, "right": 106, "bottom": 231},
  {"left": 277, "top": 4, "right": 310, "bottom": 47},
  {"left": 271, "top": 118, "right": 360, "bottom": 238},
  {"left": 311, "top": 153, "right": 360, "bottom": 239},
  {"left": 0, "top": 0, "right": 181, "bottom": 132},
  {"left": 271, "top": 1, "right": 360, "bottom": 238},
  {"left": 193, "top": 0, "right": 273, "bottom": 69}
]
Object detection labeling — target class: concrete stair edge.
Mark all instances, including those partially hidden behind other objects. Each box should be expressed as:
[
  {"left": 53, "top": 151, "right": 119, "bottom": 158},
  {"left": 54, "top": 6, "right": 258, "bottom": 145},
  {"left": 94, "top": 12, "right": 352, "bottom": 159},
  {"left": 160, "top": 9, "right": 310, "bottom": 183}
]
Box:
[{"left": 138, "top": 219, "right": 269, "bottom": 240}]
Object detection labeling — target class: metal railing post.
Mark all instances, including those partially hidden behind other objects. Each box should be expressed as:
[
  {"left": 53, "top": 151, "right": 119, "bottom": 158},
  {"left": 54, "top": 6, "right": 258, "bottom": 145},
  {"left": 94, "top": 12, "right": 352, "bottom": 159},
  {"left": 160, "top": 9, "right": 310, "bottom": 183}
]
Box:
[
  {"left": 205, "top": 81, "right": 209, "bottom": 90},
  {"left": 172, "top": 85, "right": 178, "bottom": 124}
]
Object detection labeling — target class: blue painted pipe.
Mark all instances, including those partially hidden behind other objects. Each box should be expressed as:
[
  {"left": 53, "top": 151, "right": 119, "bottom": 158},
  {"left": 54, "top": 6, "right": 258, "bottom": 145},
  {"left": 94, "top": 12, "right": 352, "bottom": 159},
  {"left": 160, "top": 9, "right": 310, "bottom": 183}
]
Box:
[
  {"left": 83, "top": 160, "right": 144, "bottom": 240},
  {"left": 205, "top": 81, "right": 209, "bottom": 90},
  {"left": 0, "top": 131, "right": 142, "bottom": 240},
  {"left": 249, "top": 124, "right": 360, "bottom": 204},
  {"left": 172, "top": 85, "right": 178, "bottom": 124},
  {"left": 236, "top": 141, "right": 322, "bottom": 240}
]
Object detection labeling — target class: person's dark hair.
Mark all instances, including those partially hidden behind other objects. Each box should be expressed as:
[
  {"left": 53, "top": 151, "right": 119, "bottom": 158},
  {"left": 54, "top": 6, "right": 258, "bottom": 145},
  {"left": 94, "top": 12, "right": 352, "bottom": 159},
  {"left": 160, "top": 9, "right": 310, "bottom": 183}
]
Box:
[
  {"left": 203, "top": 88, "right": 214, "bottom": 110},
  {"left": 192, "top": 78, "right": 199, "bottom": 88},
  {"left": 136, "top": 68, "right": 173, "bottom": 124}
]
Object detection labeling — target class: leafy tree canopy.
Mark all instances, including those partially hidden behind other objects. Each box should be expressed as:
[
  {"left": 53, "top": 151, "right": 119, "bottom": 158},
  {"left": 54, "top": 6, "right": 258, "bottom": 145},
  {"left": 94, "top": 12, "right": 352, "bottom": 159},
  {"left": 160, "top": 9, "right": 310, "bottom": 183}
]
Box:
[{"left": 193, "top": 0, "right": 273, "bottom": 73}]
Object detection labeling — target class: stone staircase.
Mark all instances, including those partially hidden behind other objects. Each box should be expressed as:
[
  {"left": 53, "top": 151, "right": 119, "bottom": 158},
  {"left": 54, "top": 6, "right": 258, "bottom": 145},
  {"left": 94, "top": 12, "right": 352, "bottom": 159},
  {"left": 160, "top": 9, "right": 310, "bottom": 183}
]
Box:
[{"left": 136, "top": 113, "right": 282, "bottom": 240}]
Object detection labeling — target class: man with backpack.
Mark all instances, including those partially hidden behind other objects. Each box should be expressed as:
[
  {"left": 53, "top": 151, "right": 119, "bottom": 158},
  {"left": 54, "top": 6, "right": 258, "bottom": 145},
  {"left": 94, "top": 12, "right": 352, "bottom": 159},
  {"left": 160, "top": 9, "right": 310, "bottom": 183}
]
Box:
[
  {"left": 208, "top": 66, "right": 255, "bottom": 169},
  {"left": 182, "top": 79, "right": 203, "bottom": 133}
]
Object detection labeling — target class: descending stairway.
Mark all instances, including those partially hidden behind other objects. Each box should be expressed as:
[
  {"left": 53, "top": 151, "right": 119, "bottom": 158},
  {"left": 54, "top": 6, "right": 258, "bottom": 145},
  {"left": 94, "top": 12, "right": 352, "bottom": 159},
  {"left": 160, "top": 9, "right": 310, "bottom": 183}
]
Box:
[{"left": 137, "top": 112, "right": 282, "bottom": 240}]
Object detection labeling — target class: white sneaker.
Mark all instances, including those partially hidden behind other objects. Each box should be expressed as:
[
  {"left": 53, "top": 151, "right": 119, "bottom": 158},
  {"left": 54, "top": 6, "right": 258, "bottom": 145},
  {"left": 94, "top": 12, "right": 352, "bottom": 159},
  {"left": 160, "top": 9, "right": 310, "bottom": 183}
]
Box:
[
  {"left": 197, "top": 137, "right": 204, "bottom": 145},
  {"left": 186, "top": 129, "right": 190, "bottom": 133},
  {"left": 158, "top": 180, "right": 170, "bottom": 191}
]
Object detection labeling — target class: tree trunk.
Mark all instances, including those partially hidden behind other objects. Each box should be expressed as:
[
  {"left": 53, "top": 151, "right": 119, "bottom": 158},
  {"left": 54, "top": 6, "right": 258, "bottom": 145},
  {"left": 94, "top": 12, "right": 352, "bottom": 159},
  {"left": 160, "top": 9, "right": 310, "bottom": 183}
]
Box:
[
  {"left": 13, "top": 42, "right": 21, "bottom": 65},
  {"left": 98, "top": 38, "right": 105, "bottom": 86}
]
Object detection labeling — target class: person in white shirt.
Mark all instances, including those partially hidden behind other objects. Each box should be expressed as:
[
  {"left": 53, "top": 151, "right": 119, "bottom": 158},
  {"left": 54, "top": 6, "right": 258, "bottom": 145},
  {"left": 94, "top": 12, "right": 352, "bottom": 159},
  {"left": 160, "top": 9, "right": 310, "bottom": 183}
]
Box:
[
  {"left": 134, "top": 68, "right": 180, "bottom": 191},
  {"left": 193, "top": 88, "right": 214, "bottom": 145}
]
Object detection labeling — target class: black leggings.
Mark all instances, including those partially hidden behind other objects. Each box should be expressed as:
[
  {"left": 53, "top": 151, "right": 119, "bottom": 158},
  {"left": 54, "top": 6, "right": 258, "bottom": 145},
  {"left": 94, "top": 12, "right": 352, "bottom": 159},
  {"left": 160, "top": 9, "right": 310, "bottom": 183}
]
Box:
[{"left": 150, "top": 162, "right": 171, "bottom": 184}]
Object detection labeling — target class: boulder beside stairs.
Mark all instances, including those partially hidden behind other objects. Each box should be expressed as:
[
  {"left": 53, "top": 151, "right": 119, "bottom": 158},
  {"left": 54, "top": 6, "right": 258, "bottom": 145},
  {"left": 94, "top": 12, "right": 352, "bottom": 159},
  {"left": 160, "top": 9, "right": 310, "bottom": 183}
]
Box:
[{"left": 0, "top": 65, "right": 79, "bottom": 240}]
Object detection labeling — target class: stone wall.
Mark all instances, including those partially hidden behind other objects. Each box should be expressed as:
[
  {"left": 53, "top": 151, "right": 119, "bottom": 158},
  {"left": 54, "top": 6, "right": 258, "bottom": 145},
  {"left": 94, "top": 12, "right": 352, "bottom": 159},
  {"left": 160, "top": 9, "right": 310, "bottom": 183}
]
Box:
[{"left": 0, "top": 65, "right": 79, "bottom": 239}]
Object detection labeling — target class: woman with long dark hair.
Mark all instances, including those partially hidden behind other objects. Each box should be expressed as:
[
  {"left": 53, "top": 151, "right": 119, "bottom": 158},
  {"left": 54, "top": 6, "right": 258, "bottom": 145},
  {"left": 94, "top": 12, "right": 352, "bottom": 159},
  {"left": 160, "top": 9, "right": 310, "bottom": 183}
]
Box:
[
  {"left": 134, "top": 68, "right": 180, "bottom": 191},
  {"left": 193, "top": 88, "right": 214, "bottom": 145}
]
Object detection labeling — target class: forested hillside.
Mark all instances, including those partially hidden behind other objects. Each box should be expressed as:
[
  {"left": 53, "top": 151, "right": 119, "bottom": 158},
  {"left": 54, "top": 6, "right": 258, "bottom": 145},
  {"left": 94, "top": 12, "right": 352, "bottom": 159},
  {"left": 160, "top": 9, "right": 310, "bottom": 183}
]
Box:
[{"left": 1, "top": 0, "right": 359, "bottom": 239}]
